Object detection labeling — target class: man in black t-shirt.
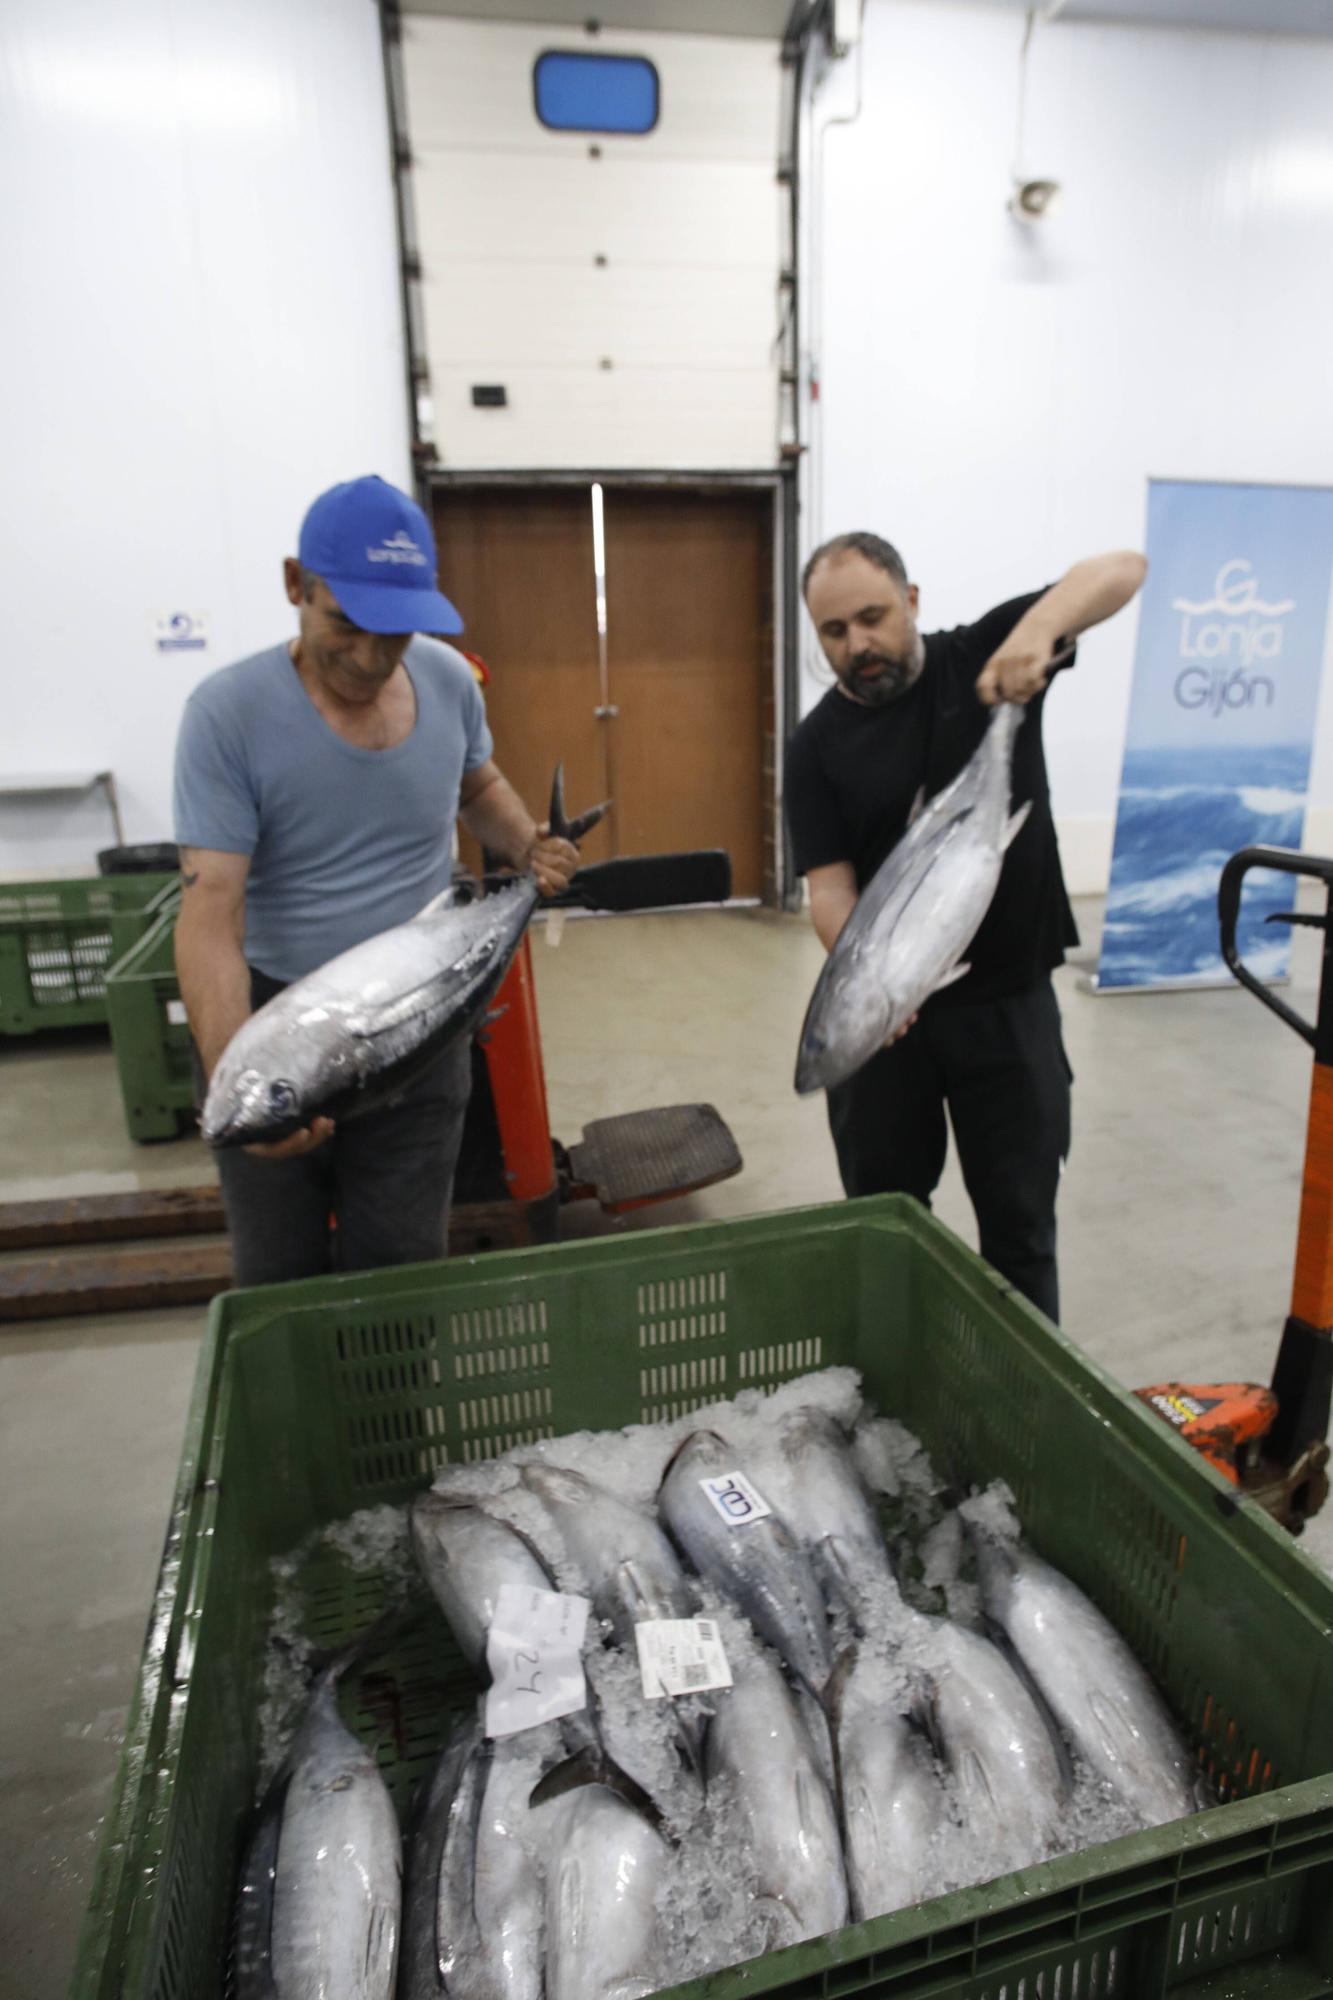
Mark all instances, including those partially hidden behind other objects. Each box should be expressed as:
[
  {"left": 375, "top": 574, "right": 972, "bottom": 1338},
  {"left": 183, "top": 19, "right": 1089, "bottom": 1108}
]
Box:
[{"left": 786, "top": 531, "right": 1147, "bottom": 1321}]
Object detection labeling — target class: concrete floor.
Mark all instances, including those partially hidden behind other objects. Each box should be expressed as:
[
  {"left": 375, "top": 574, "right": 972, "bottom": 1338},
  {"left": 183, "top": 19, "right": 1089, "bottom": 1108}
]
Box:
[{"left": 2, "top": 894, "right": 1330, "bottom": 1997}]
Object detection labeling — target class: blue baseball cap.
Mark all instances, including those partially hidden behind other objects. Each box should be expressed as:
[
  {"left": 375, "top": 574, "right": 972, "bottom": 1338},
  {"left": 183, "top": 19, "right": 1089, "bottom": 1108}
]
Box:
[{"left": 297, "top": 475, "right": 463, "bottom": 636}]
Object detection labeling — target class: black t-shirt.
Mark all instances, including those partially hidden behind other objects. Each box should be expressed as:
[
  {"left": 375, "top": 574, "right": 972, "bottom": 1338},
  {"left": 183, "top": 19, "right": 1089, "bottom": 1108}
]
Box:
[{"left": 785, "top": 591, "right": 1079, "bottom": 1006}]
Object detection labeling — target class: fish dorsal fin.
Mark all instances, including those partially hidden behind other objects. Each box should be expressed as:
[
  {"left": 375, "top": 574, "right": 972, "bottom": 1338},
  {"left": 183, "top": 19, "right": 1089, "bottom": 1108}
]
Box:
[{"left": 1003, "top": 802, "right": 1032, "bottom": 850}]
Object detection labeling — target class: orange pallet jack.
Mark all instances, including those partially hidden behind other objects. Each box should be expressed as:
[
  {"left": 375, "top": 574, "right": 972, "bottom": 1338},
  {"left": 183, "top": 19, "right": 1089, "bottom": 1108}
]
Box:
[
  {"left": 450, "top": 850, "right": 743, "bottom": 1253},
  {"left": 1136, "top": 846, "right": 1333, "bottom": 1532}
]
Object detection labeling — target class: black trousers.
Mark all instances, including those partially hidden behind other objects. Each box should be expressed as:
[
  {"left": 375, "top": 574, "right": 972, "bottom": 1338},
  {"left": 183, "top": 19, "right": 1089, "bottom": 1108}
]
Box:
[
  {"left": 826, "top": 976, "right": 1072, "bottom": 1322},
  {"left": 201, "top": 969, "right": 473, "bottom": 1289}
]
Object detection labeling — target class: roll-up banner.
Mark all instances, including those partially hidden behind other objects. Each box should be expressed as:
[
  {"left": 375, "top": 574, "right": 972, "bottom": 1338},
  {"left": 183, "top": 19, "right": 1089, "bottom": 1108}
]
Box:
[{"left": 1095, "top": 479, "right": 1333, "bottom": 992}]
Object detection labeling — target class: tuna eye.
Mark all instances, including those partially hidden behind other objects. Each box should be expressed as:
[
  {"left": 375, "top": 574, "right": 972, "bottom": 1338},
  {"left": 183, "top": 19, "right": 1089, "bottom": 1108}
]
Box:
[{"left": 268, "top": 1080, "right": 298, "bottom": 1116}]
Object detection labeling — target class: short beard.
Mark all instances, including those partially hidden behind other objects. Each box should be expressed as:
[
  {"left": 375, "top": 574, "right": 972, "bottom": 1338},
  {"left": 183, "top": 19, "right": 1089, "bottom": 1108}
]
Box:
[{"left": 844, "top": 641, "right": 921, "bottom": 707}]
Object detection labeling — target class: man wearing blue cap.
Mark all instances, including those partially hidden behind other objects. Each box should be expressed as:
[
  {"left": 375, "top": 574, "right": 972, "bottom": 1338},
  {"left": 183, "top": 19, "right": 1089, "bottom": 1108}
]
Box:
[{"left": 172, "top": 474, "right": 578, "bottom": 1285}]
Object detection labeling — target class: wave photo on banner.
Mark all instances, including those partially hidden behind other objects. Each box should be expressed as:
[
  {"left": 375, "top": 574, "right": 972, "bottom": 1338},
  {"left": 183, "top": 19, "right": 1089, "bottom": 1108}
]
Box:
[{"left": 1097, "top": 480, "right": 1333, "bottom": 990}]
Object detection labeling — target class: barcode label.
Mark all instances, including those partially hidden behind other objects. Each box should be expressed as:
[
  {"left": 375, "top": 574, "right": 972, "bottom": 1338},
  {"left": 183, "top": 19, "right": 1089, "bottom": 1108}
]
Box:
[{"left": 634, "top": 1617, "right": 732, "bottom": 1700}]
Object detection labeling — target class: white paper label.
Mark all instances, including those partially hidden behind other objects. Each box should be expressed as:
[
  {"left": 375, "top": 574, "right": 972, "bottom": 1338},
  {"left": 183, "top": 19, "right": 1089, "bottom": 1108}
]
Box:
[
  {"left": 484, "top": 1582, "right": 589, "bottom": 1740},
  {"left": 699, "top": 1470, "right": 772, "bottom": 1528},
  {"left": 635, "top": 1617, "right": 733, "bottom": 1700},
  {"left": 166, "top": 1000, "right": 188, "bottom": 1026}
]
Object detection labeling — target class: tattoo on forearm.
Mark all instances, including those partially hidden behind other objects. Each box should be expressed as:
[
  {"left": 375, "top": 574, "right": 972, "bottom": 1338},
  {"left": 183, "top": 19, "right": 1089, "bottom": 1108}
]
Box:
[{"left": 179, "top": 849, "right": 200, "bottom": 889}]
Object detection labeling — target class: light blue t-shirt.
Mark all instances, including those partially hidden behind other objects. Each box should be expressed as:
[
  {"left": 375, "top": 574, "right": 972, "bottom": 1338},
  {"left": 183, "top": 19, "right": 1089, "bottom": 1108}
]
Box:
[{"left": 173, "top": 638, "right": 493, "bottom": 982}]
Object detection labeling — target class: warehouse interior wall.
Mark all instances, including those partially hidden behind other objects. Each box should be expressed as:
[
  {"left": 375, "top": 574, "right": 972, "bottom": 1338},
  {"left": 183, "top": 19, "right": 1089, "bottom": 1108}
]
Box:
[
  {"left": 0, "top": 0, "right": 411, "bottom": 874},
  {"left": 400, "top": 15, "right": 784, "bottom": 469},
  {"left": 801, "top": 0, "right": 1333, "bottom": 892}
]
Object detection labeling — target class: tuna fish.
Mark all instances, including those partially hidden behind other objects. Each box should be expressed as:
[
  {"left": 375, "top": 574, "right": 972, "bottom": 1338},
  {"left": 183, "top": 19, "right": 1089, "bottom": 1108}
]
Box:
[
  {"left": 399, "top": 1716, "right": 486, "bottom": 2000},
  {"left": 704, "top": 1648, "right": 849, "bottom": 1949},
  {"left": 410, "top": 1493, "right": 556, "bottom": 1671},
  {"left": 202, "top": 771, "right": 606, "bottom": 1147},
  {"left": 469, "top": 1734, "right": 552, "bottom": 1999},
  {"left": 753, "top": 1406, "right": 899, "bottom": 1627},
  {"left": 829, "top": 1647, "right": 949, "bottom": 1924},
  {"left": 517, "top": 1463, "right": 695, "bottom": 1647},
  {"left": 534, "top": 1762, "right": 669, "bottom": 2000},
  {"left": 913, "top": 1614, "right": 1067, "bottom": 1877},
  {"left": 402, "top": 1720, "right": 563, "bottom": 2000},
  {"left": 971, "top": 1534, "right": 1197, "bottom": 1827},
  {"left": 795, "top": 699, "right": 1047, "bottom": 1095},
  {"left": 238, "top": 1641, "right": 402, "bottom": 2000},
  {"left": 657, "top": 1430, "right": 834, "bottom": 1696}
]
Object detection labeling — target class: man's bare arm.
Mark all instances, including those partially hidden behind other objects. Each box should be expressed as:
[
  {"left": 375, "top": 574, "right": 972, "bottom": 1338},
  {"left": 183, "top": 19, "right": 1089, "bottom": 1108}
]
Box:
[
  {"left": 174, "top": 847, "right": 332, "bottom": 1158},
  {"left": 807, "top": 861, "right": 859, "bottom": 954},
  {"left": 459, "top": 760, "right": 578, "bottom": 894},
  {"left": 174, "top": 846, "right": 253, "bottom": 1081},
  {"left": 977, "top": 551, "right": 1149, "bottom": 706}
]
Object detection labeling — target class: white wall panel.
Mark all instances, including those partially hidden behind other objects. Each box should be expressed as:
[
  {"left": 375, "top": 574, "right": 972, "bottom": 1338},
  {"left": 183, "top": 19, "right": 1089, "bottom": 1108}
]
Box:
[
  {"left": 0, "top": 0, "right": 410, "bottom": 872},
  {"left": 403, "top": 17, "right": 783, "bottom": 468},
  {"left": 805, "top": 0, "right": 1333, "bottom": 891}
]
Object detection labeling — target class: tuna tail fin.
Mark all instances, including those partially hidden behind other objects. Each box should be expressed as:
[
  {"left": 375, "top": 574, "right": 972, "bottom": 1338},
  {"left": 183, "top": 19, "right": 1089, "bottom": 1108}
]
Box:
[
  {"left": 549, "top": 763, "right": 612, "bottom": 846},
  {"left": 1002, "top": 801, "right": 1032, "bottom": 850},
  {"left": 528, "top": 1746, "right": 666, "bottom": 1830}
]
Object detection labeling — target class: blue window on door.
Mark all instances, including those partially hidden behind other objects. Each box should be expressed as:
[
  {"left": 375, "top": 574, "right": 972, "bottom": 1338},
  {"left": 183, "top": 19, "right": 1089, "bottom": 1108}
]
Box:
[{"left": 533, "top": 51, "right": 659, "bottom": 135}]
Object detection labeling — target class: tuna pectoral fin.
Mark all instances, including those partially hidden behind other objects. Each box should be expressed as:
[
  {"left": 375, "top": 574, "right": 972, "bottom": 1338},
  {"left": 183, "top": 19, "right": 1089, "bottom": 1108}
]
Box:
[
  {"left": 814, "top": 1537, "right": 866, "bottom": 1630},
  {"left": 1003, "top": 802, "right": 1033, "bottom": 850},
  {"left": 931, "top": 962, "right": 971, "bottom": 997}
]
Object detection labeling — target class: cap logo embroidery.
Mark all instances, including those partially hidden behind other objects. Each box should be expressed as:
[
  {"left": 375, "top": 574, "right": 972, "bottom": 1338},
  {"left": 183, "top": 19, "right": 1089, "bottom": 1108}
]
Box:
[{"left": 367, "top": 529, "right": 428, "bottom": 567}]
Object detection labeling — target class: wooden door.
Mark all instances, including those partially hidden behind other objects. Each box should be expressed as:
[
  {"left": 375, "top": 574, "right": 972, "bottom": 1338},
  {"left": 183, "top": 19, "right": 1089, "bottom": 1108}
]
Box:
[
  {"left": 603, "top": 488, "right": 768, "bottom": 898},
  {"left": 433, "top": 487, "right": 611, "bottom": 868},
  {"left": 432, "top": 483, "right": 770, "bottom": 897}
]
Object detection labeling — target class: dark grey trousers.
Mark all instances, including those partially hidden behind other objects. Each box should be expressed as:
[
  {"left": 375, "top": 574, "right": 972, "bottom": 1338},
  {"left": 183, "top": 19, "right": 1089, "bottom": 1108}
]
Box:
[
  {"left": 826, "top": 976, "right": 1072, "bottom": 1323},
  {"left": 204, "top": 968, "right": 473, "bottom": 1289}
]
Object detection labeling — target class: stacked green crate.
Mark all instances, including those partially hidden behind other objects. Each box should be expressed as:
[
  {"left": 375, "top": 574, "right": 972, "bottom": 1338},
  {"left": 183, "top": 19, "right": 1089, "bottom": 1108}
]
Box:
[
  {"left": 104, "top": 893, "right": 194, "bottom": 1141},
  {"left": 0, "top": 873, "right": 177, "bottom": 1035},
  {"left": 72, "top": 1197, "right": 1333, "bottom": 2000}
]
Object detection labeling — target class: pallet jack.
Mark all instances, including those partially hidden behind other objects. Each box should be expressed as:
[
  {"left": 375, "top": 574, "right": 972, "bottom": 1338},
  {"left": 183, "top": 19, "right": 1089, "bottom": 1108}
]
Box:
[
  {"left": 449, "top": 848, "right": 743, "bottom": 1252},
  {"left": 1135, "top": 846, "right": 1333, "bottom": 1532}
]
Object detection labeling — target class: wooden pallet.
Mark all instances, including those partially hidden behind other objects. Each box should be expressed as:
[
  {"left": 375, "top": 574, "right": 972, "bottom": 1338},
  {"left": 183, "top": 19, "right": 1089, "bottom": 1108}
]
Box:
[{"left": 0, "top": 1186, "right": 538, "bottom": 1321}]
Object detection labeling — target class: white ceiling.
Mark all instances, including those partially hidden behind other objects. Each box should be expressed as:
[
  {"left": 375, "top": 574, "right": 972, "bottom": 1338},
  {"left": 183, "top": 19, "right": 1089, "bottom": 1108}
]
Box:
[{"left": 401, "top": 0, "right": 1333, "bottom": 34}]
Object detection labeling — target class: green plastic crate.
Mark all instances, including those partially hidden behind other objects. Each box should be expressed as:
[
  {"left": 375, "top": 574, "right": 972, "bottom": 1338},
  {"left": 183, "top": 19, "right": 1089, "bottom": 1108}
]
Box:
[
  {"left": 0, "top": 873, "right": 177, "bottom": 1035},
  {"left": 72, "top": 1197, "right": 1333, "bottom": 2000},
  {"left": 104, "top": 898, "right": 193, "bottom": 1142}
]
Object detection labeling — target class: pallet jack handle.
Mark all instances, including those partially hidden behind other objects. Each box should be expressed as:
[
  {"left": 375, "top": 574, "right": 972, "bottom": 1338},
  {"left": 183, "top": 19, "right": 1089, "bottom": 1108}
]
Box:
[
  {"left": 1218, "top": 845, "right": 1333, "bottom": 1470},
  {"left": 1218, "top": 845, "right": 1333, "bottom": 1054}
]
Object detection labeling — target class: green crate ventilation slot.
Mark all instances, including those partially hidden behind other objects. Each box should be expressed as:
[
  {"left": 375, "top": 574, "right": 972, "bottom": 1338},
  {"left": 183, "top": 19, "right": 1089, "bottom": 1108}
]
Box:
[
  {"left": 639, "top": 1268, "right": 730, "bottom": 1422},
  {"left": 961, "top": 1955, "right": 1124, "bottom": 2000},
  {"left": 24, "top": 925, "right": 114, "bottom": 1004}
]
